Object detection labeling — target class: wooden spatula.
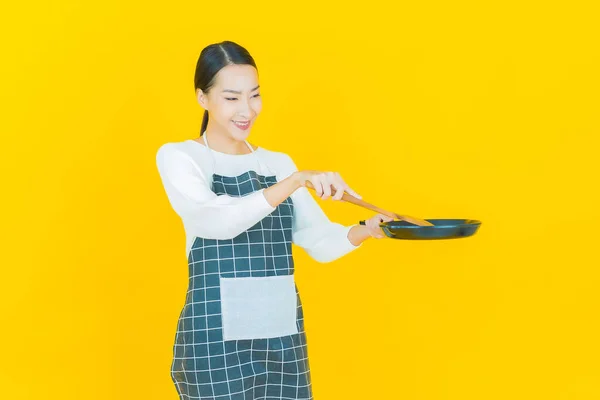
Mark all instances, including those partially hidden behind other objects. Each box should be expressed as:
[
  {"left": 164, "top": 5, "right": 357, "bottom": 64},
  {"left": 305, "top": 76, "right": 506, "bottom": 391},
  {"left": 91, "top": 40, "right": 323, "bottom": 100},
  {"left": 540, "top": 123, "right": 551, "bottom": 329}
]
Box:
[{"left": 303, "top": 181, "right": 434, "bottom": 226}]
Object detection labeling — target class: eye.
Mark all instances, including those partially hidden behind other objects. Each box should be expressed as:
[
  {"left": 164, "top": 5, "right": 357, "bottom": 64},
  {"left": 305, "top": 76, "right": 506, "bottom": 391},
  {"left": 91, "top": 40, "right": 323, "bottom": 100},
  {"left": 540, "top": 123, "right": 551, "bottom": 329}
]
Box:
[{"left": 225, "top": 94, "right": 260, "bottom": 101}]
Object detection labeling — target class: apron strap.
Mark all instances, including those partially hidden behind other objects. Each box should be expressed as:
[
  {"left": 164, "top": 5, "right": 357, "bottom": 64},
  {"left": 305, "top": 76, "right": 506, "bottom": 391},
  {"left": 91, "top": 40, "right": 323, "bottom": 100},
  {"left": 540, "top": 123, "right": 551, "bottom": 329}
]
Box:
[{"left": 202, "top": 133, "right": 276, "bottom": 176}]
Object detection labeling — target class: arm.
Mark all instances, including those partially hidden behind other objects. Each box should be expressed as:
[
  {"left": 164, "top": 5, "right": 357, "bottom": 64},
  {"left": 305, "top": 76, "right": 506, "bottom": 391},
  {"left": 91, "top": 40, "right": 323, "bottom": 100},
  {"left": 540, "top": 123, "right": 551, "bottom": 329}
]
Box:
[
  {"left": 347, "top": 224, "right": 373, "bottom": 246},
  {"left": 282, "top": 156, "right": 368, "bottom": 263},
  {"left": 156, "top": 144, "right": 295, "bottom": 240}
]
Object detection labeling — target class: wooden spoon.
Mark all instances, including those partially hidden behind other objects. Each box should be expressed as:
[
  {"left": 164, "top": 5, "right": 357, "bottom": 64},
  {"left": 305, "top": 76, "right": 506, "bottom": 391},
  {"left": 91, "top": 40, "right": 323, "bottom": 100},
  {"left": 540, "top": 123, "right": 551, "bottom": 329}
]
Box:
[{"left": 303, "top": 181, "right": 434, "bottom": 226}]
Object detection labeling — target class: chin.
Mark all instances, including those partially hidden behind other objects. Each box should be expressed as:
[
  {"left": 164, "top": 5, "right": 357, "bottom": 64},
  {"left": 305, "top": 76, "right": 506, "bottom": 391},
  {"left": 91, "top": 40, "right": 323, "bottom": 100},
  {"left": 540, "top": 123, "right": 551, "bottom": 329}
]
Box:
[{"left": 230, "top": 129, "right": 251, "bottom": 141}]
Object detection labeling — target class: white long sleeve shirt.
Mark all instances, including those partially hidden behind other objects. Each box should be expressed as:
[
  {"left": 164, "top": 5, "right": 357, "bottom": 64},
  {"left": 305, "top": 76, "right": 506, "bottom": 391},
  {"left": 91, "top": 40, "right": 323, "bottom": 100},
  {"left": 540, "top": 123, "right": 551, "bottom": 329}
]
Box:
[{"left": 156, "top": 139, "right": 362, "bottom": 263}]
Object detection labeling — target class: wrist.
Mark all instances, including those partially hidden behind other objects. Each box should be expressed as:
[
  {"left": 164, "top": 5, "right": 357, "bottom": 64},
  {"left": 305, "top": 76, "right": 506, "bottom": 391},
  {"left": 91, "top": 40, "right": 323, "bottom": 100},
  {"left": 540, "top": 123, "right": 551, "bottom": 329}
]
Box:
[
  {"left": 290, "top": 171, "right": 305, "bottom": 190},
  {"left": 348, "top": 224, "right": 372, "bottom": 246}
]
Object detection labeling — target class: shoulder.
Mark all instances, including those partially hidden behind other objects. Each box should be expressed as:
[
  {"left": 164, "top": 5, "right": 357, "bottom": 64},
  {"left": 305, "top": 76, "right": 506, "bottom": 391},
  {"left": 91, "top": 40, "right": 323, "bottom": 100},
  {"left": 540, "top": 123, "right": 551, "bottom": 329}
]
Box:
[
  {"left": 156, "top": 140, "right": 199, "bottom": 171},
  {"left": 156, "top": 139, "right": 201, "bottom": 160}
]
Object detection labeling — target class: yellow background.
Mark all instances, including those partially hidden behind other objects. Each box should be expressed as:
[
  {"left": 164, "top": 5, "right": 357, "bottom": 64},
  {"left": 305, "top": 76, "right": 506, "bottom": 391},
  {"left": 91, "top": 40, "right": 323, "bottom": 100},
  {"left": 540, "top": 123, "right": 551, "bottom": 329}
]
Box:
[{"left": 2, "top": 1, "right": 599, "bottom": 399}]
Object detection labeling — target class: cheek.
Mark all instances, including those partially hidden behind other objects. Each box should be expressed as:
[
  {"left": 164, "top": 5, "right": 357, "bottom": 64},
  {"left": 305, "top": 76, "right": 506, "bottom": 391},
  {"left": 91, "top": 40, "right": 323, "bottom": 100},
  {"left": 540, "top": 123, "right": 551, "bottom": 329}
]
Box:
[
  {"left": 215, "top": 101, "right": 236, "bottom": 120},
  {"left": 252, "top": 98, "right": 263, "bottom": 114}
]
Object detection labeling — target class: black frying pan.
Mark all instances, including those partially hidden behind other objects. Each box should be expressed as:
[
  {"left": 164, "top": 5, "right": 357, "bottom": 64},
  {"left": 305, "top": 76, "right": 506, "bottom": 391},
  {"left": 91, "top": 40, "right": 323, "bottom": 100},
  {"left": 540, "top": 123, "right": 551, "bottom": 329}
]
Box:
[{"left": 359, "top": 218, "right": 482, "bottom": 240}]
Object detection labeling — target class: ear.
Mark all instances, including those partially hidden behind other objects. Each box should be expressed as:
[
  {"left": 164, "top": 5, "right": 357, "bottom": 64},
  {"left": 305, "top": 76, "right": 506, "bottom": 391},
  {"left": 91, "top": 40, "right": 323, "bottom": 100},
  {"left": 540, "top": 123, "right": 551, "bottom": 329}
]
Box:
[{"left": 196, "top": 88, "right": 207, "bottom": 110}]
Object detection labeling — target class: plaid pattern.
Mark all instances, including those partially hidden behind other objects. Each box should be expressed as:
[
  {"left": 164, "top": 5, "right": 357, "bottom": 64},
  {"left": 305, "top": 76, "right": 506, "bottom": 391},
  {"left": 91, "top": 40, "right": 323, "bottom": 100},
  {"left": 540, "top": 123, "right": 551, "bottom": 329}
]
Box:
[{"left": 170, "top": 170, "right": 313, "bottom": 400}]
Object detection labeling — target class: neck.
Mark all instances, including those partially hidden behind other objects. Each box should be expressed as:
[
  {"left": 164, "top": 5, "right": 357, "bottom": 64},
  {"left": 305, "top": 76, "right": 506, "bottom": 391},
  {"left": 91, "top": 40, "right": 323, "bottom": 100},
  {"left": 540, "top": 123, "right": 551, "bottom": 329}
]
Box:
[{"left": 203, "top": 129, "right": 254, "bottom": 155}]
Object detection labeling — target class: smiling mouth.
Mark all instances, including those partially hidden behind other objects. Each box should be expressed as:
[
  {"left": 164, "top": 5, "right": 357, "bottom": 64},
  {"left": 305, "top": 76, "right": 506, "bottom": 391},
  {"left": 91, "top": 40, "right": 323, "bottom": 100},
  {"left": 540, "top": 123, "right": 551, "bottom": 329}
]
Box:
[{"left": 232, "top": 120, "right": 251, "bottom": 130}]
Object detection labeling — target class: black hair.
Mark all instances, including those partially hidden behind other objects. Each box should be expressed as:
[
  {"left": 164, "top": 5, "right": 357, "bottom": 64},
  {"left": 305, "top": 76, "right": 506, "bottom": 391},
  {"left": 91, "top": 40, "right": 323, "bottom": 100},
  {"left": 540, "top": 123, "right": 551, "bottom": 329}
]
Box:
[{"left": 194, "top": 41, "right": 258, "bottom": 136}]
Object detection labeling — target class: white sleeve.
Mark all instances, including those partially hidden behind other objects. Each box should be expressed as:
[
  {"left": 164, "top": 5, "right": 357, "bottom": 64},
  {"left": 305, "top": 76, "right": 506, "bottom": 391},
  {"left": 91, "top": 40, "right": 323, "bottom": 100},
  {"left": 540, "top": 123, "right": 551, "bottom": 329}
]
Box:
[
  {"left": 279, "top": 154, "right": 362, "bottom": 263},
  {"left": 156, "top": 144, "right": 276, "bottom": 240}
]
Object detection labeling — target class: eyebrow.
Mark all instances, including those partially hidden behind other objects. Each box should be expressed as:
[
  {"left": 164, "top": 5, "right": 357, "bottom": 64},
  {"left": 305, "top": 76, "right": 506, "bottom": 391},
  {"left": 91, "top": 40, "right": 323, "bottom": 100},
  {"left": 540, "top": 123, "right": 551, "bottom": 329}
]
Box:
[{"left": 221, "top": 85, "right": 260, "bottom": 94}]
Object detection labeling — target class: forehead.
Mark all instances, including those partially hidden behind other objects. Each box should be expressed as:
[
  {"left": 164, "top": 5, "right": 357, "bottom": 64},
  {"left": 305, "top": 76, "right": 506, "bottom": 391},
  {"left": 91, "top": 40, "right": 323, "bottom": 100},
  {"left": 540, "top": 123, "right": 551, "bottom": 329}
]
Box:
[{"left": 214, "top": 64, "right": 259, "bottom": 90}]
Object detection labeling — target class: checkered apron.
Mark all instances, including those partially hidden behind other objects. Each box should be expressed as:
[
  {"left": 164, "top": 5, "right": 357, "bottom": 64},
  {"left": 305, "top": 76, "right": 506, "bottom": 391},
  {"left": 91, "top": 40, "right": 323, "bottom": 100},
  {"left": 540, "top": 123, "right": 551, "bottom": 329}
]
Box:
[{"left": 170, "top": 135, "right": 313, "bottom": 400}]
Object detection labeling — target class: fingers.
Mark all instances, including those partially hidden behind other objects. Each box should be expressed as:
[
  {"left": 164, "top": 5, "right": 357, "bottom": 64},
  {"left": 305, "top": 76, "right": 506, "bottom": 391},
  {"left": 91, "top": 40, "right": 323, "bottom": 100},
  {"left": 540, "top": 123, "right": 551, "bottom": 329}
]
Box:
[
  {"left": 373, "top": 232, "right": 386, "bottom": 239},
  {"left": 365, "top": 213, "right": 388, "bottom": 239},
  {"left": 305, "top": 171, "right": 362, "bottom": 202},
  {"left": 369, "top": 226, "right": 385, "bottom": 239},
  {"left": 309, "top": 177, "right": 323, "bottom": 197},
  {"left": 332, "top": 182, "right": 344, "bottom": 201},
  {"left": 330, "top": 173, "right": 346, "bottom": 201},
  {"left": 334, "top": 172, "right": 362, "bottom": 200},
  {"left": 345, "top": 187, "right": 362, "bottom": 200},
  {"left": 327, "top": 172, "right": 361, "bottom": 201},
  {"left": 321, "top": 173, "right": 333, "bottom": 200}
]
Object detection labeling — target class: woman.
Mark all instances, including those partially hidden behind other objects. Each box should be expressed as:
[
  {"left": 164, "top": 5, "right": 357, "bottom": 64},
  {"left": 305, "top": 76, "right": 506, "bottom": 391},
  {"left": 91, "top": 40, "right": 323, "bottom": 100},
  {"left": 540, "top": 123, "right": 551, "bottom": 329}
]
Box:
[{"left": 156, "top": 40, "right": 392, "bottom": 400}]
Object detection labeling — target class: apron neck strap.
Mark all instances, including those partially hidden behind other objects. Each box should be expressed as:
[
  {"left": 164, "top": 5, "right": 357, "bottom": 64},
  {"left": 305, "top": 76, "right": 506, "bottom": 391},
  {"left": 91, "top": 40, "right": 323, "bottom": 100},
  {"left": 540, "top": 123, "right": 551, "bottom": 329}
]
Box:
[
  {"left": 202, "top": 132, "right": 273, "bottom": 175},
  {"left": 202, "top": 132, "right": 254, "bottom": 154}
]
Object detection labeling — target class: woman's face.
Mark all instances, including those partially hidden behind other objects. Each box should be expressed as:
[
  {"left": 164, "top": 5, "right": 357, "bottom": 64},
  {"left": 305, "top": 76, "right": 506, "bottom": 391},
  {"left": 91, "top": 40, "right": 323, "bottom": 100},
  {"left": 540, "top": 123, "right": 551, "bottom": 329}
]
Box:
[{"left": 197, "top": 64, "right": 262, "bottom": 142}]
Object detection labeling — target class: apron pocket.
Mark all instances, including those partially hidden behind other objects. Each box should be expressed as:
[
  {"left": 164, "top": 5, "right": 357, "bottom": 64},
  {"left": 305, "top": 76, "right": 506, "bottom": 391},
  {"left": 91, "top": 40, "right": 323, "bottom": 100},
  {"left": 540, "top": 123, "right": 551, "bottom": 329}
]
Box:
[{"left": 219, "top": 274, "right": 299, "bottom": 341}]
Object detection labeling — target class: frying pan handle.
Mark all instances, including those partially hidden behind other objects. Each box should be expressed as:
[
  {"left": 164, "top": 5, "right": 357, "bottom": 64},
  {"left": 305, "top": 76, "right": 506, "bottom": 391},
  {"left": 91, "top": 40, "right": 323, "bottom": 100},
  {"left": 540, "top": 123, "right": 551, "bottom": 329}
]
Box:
[{"left": 359, "top": 220, "right": 387, "bottom": 227}]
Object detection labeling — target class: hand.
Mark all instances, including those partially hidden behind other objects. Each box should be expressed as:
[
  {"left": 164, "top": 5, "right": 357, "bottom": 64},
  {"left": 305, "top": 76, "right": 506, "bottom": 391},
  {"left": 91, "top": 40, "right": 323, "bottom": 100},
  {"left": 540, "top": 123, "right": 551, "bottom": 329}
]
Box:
[
  {"left": 293, "top": 170, "right": 362, "bottom": 201},
  {"left": 364, "top": 213, "right": 395, "bottom": 239}
]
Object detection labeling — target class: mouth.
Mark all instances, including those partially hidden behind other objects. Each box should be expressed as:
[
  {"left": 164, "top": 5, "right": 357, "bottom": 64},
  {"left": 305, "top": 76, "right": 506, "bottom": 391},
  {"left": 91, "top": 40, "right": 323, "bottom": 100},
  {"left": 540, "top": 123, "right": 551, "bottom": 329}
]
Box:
[{"left": 232, "top": 120, "right": 251, "bottom": 130}]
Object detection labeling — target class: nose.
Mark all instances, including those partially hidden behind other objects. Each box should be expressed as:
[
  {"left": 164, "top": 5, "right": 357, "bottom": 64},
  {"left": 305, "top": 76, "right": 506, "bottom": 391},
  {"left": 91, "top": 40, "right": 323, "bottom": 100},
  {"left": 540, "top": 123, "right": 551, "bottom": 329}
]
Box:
[{"left": 236, "top": 97, "right": 254, "bottom": 119}]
